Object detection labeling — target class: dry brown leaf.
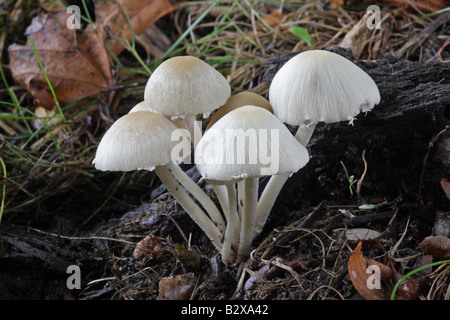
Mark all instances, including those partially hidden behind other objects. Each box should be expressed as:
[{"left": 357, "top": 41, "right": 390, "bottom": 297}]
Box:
[
  {"left": 382, "top": 0, "right": 448, "bottom": 13},
  {"left": 440, "top": 179, "right": 450, "bottom": 201},
  {"left": 331, "top": 0, "right": 447, "bottom": 13},
  {"left": 133, "top": 234, "right": 167, "bottom": 263},
  {"left": 8, "top": 0, "right": 180, "bottom": 111},
  {"left": 348, "top": 242, "right": 421, "bottom": 300},
  {"left": 260, "top": 11, "right": 286, "bottom": 29},
  {"left": 8, "top": 11, "right": 112, "bottom": 110},
  {"left": 157, "top": 274, "right": 197, "bottom": 300},
  {"left": 96, "top": 0, "right": 181, "bottom": 56},
  {"left": 339, "top": 10, "right": 372, "bottom": 59}
]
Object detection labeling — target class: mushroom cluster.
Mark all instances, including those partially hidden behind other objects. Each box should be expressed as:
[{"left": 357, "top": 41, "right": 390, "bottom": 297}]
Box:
[{"left": 93, "top": 50, "right": 380, "bottom": 265}]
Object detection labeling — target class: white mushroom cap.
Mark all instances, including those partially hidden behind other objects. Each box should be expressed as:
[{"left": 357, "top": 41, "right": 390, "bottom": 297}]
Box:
[
  {"left": 128, "top": 101, "right": 150, "bottom": 113},
  {"left": 144, "top": 56, "right": 231, "bottom": 118},
  {"left": 93, "top": 111, "right": 188, "bottom": 171},
  {"left": 195, "top": 105, "right": 309, "bottom": 183},
  {"left": 269, "top": 50, "right": 380, "bottom": 126}
]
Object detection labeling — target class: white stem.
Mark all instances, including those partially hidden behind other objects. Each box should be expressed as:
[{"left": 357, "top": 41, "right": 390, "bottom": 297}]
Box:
[
  {"left": 254, "top": 172, "right": 289, "bottom": 237},
  {"left": 213, "top": 184, "right": 229, "bottom": 216},
  {"left": 221, "top": 183, "right": 239, "bottom": 264},
  {"left": 237, "top": 180, "right": 245, "bottom": 219},
  {"left": 154, "top": 165, "right": 222, "bottom": 251},
  {"left": 254, "top": 123, "right": 316, "bottom": 237},
  {"left": 237, "top": 177, "right": 258, "bottom": 263},
  {"left": 166, "top": 162, "right": 225, "bottom": 235}
]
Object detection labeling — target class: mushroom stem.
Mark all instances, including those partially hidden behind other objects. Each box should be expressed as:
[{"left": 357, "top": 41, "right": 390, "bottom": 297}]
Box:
[
  {"left": 213, "top": 184, "right": 229, "bottom": 217},
  {"left": 254, "top": 123, "right": 316, "bottom": 237},
  {"left": 154, "top": 165, "right": 222, "bottom": 251},
  {"left": 166, "top": 162, "right": 225, "bottom": 235},
  {"left": 295, "top": 123, "right": 317, "bottom": 146},
  {"left": 237, "top": 180, "right": 245, "bottom": 219},
  {"left": 237, "top": 177, "right": 258, "bottom": 263},
  {"left": 221, "top": 183, "right": 239, "bottom": 264}
]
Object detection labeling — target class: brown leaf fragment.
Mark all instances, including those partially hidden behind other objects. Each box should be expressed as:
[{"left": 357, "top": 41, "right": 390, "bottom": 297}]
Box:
[
  {"left": 8, "top": 11, "right": 112, "bottom": 110},
  {"left": 96, "top": 0, "right": 181, "bottom": 56},
  {"left": 382, "top": 0, "right": 448, "bottom": 13},
  {"left": 157, "top": 274, "right": 197, "bottom": 300},
  {"left": 348, "top": 242, "right": 421, "bottom": 300},
  {"left": 440, "top": 179, "right": 450, "bottom": 201},
  {"left": 419, "top": 236, "right": 450, "bottom": 257},
  {"left": 133, "top": 234, "right": 167, "bottom": 263}
]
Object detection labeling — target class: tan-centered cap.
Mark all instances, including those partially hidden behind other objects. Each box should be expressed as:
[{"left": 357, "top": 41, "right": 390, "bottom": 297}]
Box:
[{"left": 144, "top": 56, "right": 231, "bottom": 119}]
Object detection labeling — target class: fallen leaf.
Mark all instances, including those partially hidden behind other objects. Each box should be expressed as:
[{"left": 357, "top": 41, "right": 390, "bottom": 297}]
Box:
[
  {"left": 173, "top": 243, "right": 202, "bottom": 270},
  {"left": 133, "top": 234, "right": 167, "bottom": 263},
  {"left": 260, "top": 11, "right": 286, "bottom": 29},
  {"left": 334, "top": 227, "right": 383, "bottom": 241},
  {"left": 8, "top": 11, "right": 112, "bottom": 110},
  {"left": 8, "top": 0, "right": 180, "bottom": 111},
  {"left": 382, "top": 0, "right": 448, "bottom": 13},
  {"left": 440, "top": 179, "right": 450, "bottom": 201},
  {"left": 338, "top": 10, "right": 372, "bottom": 58},
  {"left": 157, "top": 274, "right": 197, "bottom": 300},
  {"left": 348, "top": 242, "right": 421, "bottom": 300},
  {"left": 96, "top": 0, "right": 181, "bottom": 56},
  {"left": 419, "top": 236, "right": 450, "bottom": 257}
]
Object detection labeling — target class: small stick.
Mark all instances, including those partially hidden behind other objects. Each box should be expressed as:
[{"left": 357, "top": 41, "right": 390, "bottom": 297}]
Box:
[{"left": 356, "top": 149, "right": 367, "bottom": 201}]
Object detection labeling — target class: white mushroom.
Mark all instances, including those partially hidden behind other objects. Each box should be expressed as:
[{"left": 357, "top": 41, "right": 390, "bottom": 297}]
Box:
[
  {"left": 144, "top": 55, "right": 231, "bottom": 142},
  {"left": 195, "top": 105, "right": 309, "bottom": 263},
  {"left": 205, "top": 91, "right": 274, "bottom": 224},
  {"left": 269, "top": 49, "right": 380, "bottom": 144},
  {"left": 258, "top": 50, "right": 381, "bottom": 228}
]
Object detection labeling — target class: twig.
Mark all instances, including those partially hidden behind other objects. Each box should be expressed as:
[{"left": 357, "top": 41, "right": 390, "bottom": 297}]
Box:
[
  {"left": 10, "top": 224, "right": 136, "bottom": 245},
  {"left": 356, "top": 149, "right": 367, "bottom": 201},
  {"left": 165, "top": 213, "right": 191, "bottom": 249},
  {"left": 419, "top": 126, "right": 449, "bottom": 200},
  {"left": 307, "top": 285, "right": 345, "bottom": 300}
]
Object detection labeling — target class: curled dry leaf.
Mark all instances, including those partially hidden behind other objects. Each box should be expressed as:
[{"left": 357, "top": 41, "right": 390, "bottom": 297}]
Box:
[
  {"left": 157, "top": 273, "right": 197, "bottom": 300},
  {"left": 440, "top": 179, "right": 450, "bottom": 201},
  {"left": 8, "top": 0, "right": 180, "bottom": 111},
  {"left": 95, "top": 0, "right": 181, "bottom": 56},
  {"left": 133, "top": 234, "right": 167, "bottom": 263},
  {"left": 348, "top": 242, "right": 421, "bottom": 300},
  {"left": 383, "top": 0, "right": 449, "bottom": 13},
  {"left": 8, "top": 11, "right": 112, "bottom": 110}
]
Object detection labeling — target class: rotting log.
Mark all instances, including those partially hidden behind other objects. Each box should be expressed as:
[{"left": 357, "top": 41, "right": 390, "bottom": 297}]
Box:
[{"left": 262, "top": 47, "right": 450, "bottom": 220}]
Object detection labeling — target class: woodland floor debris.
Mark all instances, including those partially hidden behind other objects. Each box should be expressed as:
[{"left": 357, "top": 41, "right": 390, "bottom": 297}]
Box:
[{"left": 0, "top": 1, "right": 449, "bottom": 300}]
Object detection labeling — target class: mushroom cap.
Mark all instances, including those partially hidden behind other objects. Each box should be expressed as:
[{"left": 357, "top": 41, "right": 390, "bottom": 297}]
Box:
[
  {"left": 268, "top": 50, "right": 380, "bottom": 126},
  {"left": 144, "top": 56, "right": 231, "bottom": 118},
  {"left": 195, "top": 105, "right": 309, "bottom": 183},
  {"left": 93, "top": 111, "right": 188, "bottom": 172},
  {"left": 206, "top": 91, "right": 273, "bottom": 130},
  {"left": 128, "top": 101, "right": 150, "bottom": 113}
]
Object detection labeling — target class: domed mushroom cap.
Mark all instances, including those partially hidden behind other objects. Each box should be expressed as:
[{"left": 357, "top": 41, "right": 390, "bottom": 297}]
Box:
[
  {"left": 206, "top": 91, "right": 273, "bottom": 130},
  {"left": 93, "top": 111, "right": 187, "bottom": 172},
  {"left": 195, "top": 105, "right": 309, "bottom": 183},
  {"left": 269, "top": 50, "right": 380, "bottom": 126},
  {"left": 128, "top": 101, "right": 150, "bottom": 113},
  {"left": 144, "top": 56, "right": 231, "bottom": 118}
]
